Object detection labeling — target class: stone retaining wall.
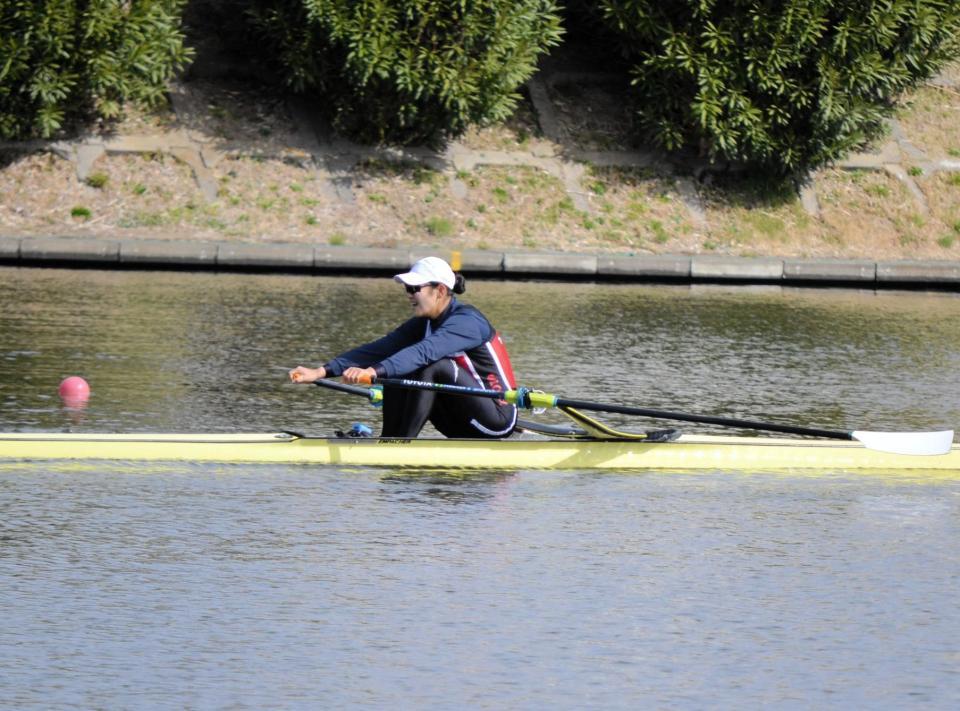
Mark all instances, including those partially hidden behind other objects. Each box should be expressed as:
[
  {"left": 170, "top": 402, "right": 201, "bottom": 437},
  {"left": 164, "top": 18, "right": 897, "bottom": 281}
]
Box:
[{"left": 3, "top": 236, "right": 959, "bottom": 289}]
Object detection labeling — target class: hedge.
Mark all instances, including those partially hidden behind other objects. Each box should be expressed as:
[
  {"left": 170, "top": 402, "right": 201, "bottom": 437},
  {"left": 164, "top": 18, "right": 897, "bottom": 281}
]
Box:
[
  {"left": 0, "top": 0, "right": 192, "bottom": 139},
  {"left": 248, "top": 0, "right": 563, "bottom": 144},
  {"left": 596, "top": 0, "right": 960, "bottom": 175}
]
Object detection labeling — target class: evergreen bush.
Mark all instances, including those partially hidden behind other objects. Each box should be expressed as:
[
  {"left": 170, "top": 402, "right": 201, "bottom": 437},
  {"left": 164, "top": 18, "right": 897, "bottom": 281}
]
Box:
[
  {"left": 596, "top": 0, "right": 960, "bottom": 175},
  {"left": 0, "top": 0, "right": 192, "bottom": 139},
  {"left": 248, "top": 0, "right": 563, "bottom": 144}
]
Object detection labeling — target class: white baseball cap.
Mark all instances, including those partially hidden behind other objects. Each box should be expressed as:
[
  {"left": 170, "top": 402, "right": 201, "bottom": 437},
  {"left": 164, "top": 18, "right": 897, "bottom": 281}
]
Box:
[{"left": 393, "top": 257, "right": 455, "bottom": 289}]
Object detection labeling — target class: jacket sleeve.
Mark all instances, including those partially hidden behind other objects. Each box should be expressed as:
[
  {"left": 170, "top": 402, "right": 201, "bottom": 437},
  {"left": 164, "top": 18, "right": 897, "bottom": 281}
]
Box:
[
  {"left": 323, "top": 318, "right": 424, "bottom": 376},
  {"left": 375, "top": 308, "right": 493, "bottom": 378}
]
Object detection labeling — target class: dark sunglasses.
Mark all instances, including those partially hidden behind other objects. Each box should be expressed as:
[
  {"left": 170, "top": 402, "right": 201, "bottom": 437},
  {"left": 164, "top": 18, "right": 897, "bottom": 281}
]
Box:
[{"left": 404, "top": 282, "right": 439, "bottom": 294}]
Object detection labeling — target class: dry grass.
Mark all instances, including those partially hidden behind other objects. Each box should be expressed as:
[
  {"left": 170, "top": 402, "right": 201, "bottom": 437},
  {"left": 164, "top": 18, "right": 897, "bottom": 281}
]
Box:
[
  {"left": 2, "top": 62, "right": 960, "bottom": 260},
  {"left": 815, "top": 169, "right": 959, "bottom": 258},
  {"left": 173, "top": 78, "right": 306, "bottom": 155},
  {"left": 896, "top": 85, "right": 960, "bottom": 160},
  {"left": 457, "top": 93, "right": 551, "bottom": 154},
  {"left": 700, "top": 175, "right": 821, "bottom": 256},
  {"left": 583, "top": 166, "right": 699, "bottom": 252}
]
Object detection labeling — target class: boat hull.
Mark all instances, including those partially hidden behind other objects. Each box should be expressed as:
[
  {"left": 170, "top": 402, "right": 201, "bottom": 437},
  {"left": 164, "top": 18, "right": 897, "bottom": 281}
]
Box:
[{"left": 1, "top": 432, "right": 958, "bottom": 472}]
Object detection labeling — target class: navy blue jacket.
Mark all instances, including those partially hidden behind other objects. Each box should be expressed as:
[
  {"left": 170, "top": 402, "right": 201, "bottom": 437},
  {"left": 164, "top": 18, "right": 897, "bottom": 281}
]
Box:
[{"left": 323, "top": 299, "right": 516, "bottom": 390}]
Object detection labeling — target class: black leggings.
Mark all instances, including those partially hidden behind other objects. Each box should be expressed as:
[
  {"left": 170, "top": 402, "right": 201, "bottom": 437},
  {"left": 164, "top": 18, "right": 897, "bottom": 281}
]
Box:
[{"left": 380, "top": 359, "right": 517, "bottom": 438}]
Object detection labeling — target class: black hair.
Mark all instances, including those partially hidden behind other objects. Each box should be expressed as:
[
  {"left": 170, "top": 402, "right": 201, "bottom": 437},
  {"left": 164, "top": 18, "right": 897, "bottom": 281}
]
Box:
[{"left": 452, "top": 273, "right": 466, "bottom": 294}]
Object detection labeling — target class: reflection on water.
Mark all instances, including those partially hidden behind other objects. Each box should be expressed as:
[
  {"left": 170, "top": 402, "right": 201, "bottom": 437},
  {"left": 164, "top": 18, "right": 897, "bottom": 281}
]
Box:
[{"left": 2, "top": 267, "right": 960, "bottom": 707}]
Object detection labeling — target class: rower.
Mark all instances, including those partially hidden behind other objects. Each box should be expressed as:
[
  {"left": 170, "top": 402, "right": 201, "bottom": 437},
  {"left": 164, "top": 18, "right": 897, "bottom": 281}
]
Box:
[{"left": 289, "top": 256, "right": 518, "bottom": 438}]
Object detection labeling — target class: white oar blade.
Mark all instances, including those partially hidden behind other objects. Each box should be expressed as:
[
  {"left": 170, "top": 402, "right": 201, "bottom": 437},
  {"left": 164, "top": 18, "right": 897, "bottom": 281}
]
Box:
[{"left": 852, "top": 430, "right": 955, "bottom": 456}]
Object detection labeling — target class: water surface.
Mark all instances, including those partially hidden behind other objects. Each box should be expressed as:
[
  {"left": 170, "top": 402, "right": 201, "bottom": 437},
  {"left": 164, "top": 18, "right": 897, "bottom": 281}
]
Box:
[{"left": 1, "top": 268, "right": 959, "bottom": 708}]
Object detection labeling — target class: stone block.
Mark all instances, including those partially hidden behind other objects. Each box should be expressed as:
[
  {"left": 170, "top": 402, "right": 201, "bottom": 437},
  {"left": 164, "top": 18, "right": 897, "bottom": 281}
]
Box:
[
  {"left": 407, "top": 248, "right": 504, "bottom": 273},
  {"left": 691, "top": 256, "right": 783, "bottom": 280},
  {"left": 456, "top": 249, "right": 504, "bottom": 273},
  {"left": 598, "top": 254, "right": 691, "bottom": 278},
  {"left": 19, "top": 236, "right": 119, "bottom": 263},
  {"left": 877, "top": 260, "right": 960, "bottom": 283},
  {"left": 119, "top": 239, "right": 218, "bottom": 265},
  {"left": 503, "top": 251, "right": 598, "bottom": 275},
  {"left": 217, "top": 242, "right": 314, "bottom": 268},
  {"left": 315, "top": 246, "right": 409, "bottom": 270},
  {"left": 783, "top": 259, "right": 876, "bottom": 282},
  {"left": 0, "top": 237, "right": 20, "bottom": 258}
]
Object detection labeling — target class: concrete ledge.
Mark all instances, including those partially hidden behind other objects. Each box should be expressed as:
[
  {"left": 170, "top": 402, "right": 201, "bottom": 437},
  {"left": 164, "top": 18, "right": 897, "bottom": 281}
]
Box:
[
  {"left": 20, "top": 236, "right": 119, "bottom": 262},
  {"left": 0, "top": 237, "right": 20, "bottom": 258},
  {"left": 784, "top": 259, "right": 876, "bottom": 282},
  {"left": 315, "top": 246, "right": 409, "bottom": 270},
  {"left": 877, "top": 260, "right": 960, "bottom": 283},
  {"left": 691, "top": 256, "right": 783, "bottom": 280},
  {"left": 504, "top": 251, "right": 598, "bottom": 275},
  {"left": 119, "top": 239, "right": 218, "bottom": 265},
  {"left": 3, "top": 234, "right": 960, "bottom": 290},
  {"left": 454, "top": 249, "right": 504, "bottom": 273},
  {"left": 408, "top": 248, "right": 504, "bottom": 274},
  {"left": 217, "top": 242, "right": 314, "bottom": 268},
  {"left": 598, "top": 254, "right": 691, "bottom": 278}
]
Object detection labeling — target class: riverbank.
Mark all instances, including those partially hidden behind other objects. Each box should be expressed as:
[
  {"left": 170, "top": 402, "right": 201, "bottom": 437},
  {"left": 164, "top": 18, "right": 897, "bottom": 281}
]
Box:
[
  {"left": 2, "top": 235, "right": 959, "bottom": 290},
  {"left": 1, "top": 56, "right": 959, "bottom": 272}
]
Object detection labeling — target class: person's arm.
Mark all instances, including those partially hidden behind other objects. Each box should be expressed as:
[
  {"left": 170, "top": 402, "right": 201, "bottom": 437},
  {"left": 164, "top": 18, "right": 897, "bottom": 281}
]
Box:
[
  {"left": 288, "top": 318, "right": 423, "bottom": 384},
  {"left": 375, "top": 309, "right": 493, "bottom": 378}
]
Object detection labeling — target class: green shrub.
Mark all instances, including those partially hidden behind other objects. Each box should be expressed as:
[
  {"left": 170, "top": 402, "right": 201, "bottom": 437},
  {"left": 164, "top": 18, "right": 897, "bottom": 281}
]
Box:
[
  {"left": 0, "top": 0, "right": 193, "bottom": 139},
  {"left": 249, "top": 0, "right": 563, "bottom": 144},
  {"left": 596, "top": 0, "right": 960, "bottom": 176}
]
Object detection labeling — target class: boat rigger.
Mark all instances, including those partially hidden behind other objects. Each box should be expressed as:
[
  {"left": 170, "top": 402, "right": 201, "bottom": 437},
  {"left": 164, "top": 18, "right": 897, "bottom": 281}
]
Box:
[{"left": 1, "top": 431, "right": 958, "bottom": 472}]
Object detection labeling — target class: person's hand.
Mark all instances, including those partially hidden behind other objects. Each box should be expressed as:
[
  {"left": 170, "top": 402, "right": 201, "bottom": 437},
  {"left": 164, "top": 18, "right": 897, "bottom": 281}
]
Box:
[
  {"left": 289, "top": 365, "right": 325, "bottom": 383},
  {"left": 342, "top": 366, "right": 377, "bottom": 385}
]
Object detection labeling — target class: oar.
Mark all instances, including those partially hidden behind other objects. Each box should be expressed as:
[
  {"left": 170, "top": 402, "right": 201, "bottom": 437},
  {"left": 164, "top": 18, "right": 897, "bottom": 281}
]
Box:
[{"left": 360, "top": 376, "right": 954, "bottom": 456}]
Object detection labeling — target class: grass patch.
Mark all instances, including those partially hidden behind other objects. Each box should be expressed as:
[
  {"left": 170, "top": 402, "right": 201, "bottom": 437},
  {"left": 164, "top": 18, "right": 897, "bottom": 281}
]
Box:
[
  {"left": 424, "top": 216, "right": 454, "bottom": 237},
  {"left": 70, "top": 206, "right": 92, "bottom": 219},
  {"left": 744, "top": 211, "right": 787, "bottom": 239},
  {"left": 85, "top": 172, "right": 108, "bottom": 189},
  {"left": 648, "top": 219, "right": 670, "bottom": 244}
]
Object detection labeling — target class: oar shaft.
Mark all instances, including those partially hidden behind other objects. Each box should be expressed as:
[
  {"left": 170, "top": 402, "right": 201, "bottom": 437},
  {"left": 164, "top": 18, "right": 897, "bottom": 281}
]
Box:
[
  {"left": 551, "top": 398, "right": 852, "bottom": 440},
  {"left": 372, "top": 377, "right": 854, "bottom": 441},
  {"left": 314, "top": 379, "right": 371, "bottom": 398},
  {"left": 314, "top": 378, "right": 383, "bottom": 404}
]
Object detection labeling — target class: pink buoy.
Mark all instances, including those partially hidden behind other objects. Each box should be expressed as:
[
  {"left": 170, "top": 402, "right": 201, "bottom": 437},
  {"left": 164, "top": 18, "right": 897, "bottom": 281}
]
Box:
[{"left": 59, "top": 376, "right": 91, "bottom": 406}]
